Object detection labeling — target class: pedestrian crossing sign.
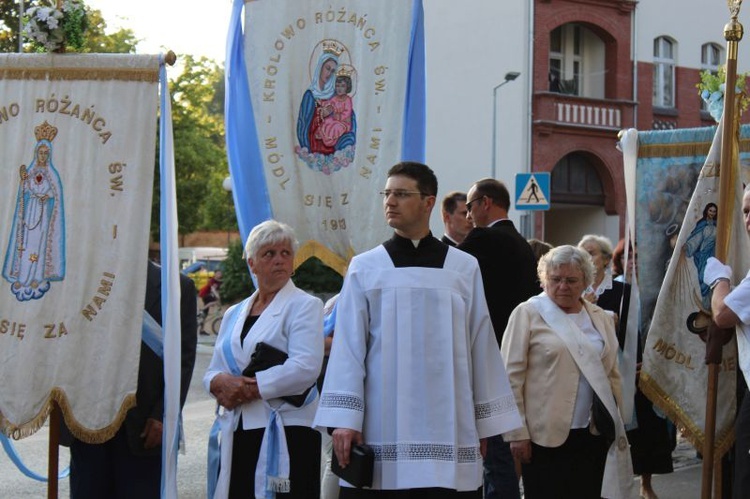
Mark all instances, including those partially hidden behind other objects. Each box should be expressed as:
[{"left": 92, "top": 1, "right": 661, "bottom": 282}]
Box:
[{"left": 515, "top": 172, "right": 550, "bottom": 211}]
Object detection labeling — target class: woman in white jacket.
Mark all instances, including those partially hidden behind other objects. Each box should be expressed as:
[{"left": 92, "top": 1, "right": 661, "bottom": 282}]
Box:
[{"left": 204, "top": 220, "right": 324, "bottom": 499}]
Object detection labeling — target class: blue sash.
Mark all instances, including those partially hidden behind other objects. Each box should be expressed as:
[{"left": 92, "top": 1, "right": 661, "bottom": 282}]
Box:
[{"left": 207, "top": 302, "right": 244, "bottom": 499}]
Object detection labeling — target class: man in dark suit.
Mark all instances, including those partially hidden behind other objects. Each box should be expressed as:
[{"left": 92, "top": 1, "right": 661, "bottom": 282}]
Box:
[
  {"left": 69, "top": 260, "right": 197, "bottom": 498},
  {"left": 458, "top": 178, "right": 538, "bottom": 499},
  {"left": 440, "top": 191, "right": 473, "bottom": 247}
]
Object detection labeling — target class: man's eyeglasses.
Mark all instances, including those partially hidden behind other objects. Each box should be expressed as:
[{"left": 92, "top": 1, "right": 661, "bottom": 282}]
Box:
[
  {"left": 547, "top": 276, "right": 582, "bottom": 286},
  {"left": 466, "top": 195, "right": 486, "bottom": 213},
  {"left": 380, "top": 190, "right": 426, "bottom": 200}
]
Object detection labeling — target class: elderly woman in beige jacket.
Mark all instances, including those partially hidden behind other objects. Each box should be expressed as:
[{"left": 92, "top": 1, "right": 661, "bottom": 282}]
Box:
[{"left": 500, "top": 245, "right": 634, "bottom": 499}]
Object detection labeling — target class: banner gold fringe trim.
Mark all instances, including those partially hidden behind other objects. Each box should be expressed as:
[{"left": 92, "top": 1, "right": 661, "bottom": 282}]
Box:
[
  {"left": 639, "top": 371, "right": 735, "bottom": 462},
  {"left": 0, "top": 67, "right": 159, "bottom": 83},
  {"left": 0, "top": 388, "right": 136, "bottom": 444},
  {"left": 294, "top": 240, "right": 354, "bottom": 277},
  {"left": 638, "top": 137, "right": 750, "bottom": 158}
]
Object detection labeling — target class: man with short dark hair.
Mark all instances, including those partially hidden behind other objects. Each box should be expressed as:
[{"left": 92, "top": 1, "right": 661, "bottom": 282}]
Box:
[
  {"left": 458, "top": 178, "right": 538, "bottom": 499},
  {"left": 315, "top": 162, "right": 521, "bottom": 498},
  {"left": 441, "top": 191, "right": 473, "bottom": 246}
]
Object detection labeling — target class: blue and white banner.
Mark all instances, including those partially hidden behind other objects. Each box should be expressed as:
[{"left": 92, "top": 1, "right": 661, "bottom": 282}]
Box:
[
  {"left": 626, "top": 121, "right": 750, "bottom": 455},
  {"left": 226, "top": 0, "right": 425, "bottom": 273},
  {"left": 0, "top": 54, "right": 159, "bottom": 441}
]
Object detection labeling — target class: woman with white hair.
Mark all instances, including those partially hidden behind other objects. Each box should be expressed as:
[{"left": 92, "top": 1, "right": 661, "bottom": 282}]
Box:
[
  {"left": 501, "top": 245, "right": 634, "bottom": 498},
  {"left": 204, "top": 220, "right": 324, "bottom": 499}
]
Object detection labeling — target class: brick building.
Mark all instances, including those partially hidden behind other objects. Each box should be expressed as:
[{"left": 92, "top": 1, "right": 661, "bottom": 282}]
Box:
[{"left": 424, "top": 0, "right": 750, "bottom": 245}]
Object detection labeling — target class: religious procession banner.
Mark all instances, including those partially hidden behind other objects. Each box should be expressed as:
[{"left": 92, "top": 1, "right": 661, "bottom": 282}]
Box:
[
  {"left": 226, "top": 0, "right": 425, "bottom": 274},
  {"left": 626, "top": 121, "right": 750, "bottom": 455},
  {"left": 0, "top": 54, "right": 159, "bottom": 441}
]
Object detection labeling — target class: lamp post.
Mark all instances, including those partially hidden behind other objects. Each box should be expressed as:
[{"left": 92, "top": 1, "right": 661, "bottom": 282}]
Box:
[
  {"left": 18, "top": 0, "right": 24, "bottom": 53},
  {"left": 222, "top": 176, "right": 233, "bottom": 247},
  {"left": 491, "top": 71, "right": 521, "bottom": 179}
]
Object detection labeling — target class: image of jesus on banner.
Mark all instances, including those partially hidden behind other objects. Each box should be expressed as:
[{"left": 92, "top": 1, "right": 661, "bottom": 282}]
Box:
[
  {"left": 3, "top": 121, "right": 66, "bottom": 301},
  {"left": 295, "top": 39, "right": 357, "bottom": 175}
]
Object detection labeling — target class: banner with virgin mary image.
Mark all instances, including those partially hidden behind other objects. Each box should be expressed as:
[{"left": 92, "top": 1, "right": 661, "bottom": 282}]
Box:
[
  {"left": 625, "top": 120, "right": 750, "bottom": 456},
  {"left": 0, "top": 54, "right": 159, "bottom": 441},
  {"left": 226, "top": 0, "right": 425, "bottom": 274}
]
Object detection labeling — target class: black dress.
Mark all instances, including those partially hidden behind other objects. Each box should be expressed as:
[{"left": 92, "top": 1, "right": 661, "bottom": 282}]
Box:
[{"left": 597, "top": 280, "right": 676, "bottom": 475}]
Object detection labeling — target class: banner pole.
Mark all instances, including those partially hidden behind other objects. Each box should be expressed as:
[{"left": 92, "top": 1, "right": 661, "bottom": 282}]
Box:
[
  {"left": 47, "top": 401, "right": 60, "bottom": 499},
  {"left": 703, "top": 2, "right": 743, "bottom": 497}
]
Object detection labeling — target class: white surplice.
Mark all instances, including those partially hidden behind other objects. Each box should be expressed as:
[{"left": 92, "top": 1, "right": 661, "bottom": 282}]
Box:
[{"left": 313, "top": 244, "right": 522, "bottom": 491}]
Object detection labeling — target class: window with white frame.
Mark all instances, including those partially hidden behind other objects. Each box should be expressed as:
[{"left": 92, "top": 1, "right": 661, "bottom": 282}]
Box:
[
  {"left": 653, "top": 37, "right": 675, "bottom": 108},
  {"left": 549, "top": 24, "right": 582, "bottom": 95},
  {"left": 701, "top": 43, "right": 723, "bottom": 111}
]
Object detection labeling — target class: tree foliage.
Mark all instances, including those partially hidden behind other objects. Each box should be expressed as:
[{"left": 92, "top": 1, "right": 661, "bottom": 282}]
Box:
[
  {"left": 219, "top": 240, "right": 254, "bottom": 305},
  {"left": 151, "top": 55, "right": 232, "bottom": 240}
]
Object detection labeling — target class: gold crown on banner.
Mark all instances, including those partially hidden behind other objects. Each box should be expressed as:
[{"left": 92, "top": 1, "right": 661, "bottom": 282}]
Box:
[
  {"left": 34, "top": 121, "right": 58, "bottom": 142},
  {"left": 322, "top": 40, "right": 344, "bottom": 57},
  {"left": 336, "top": 65, "right": 355, "bottom": 78}
]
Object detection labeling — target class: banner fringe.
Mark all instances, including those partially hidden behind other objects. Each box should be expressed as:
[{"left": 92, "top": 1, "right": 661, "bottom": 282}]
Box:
[
  {"left": 0, "top": 388, "right": 136, "bottom": 444},
  {"left": 295, "top": 240, "right": 354, "bottom": 277},
  {"left": 639, "top": 372, "right": 734, "bottom": 461}
]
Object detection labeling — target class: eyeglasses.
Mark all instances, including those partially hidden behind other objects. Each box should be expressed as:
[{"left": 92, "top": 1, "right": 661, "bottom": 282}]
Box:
[
  {"left": 380, "top": 190, "right": 426, "bottom": 200},
  {"left": 547, "top": 276, "right": 582, "bottom": 286},
  {"left": 465, "top": 195, "right": 485, "bottom": 213}
]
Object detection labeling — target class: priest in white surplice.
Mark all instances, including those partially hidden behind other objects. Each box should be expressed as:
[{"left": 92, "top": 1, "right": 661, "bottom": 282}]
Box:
[{"left": 314, "top": 162, "right": 522, "bottom": 498}]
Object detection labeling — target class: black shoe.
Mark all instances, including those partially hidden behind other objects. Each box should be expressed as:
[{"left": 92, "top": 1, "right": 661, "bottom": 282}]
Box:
[{"left": 199, "top": 331, "right": 209, "bottom": 336}]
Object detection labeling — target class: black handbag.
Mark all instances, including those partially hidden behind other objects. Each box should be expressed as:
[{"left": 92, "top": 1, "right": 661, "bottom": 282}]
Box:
[
  {"left": 591, "top": 393, "right": 616, "bottom": 445},
  {"left": 331, "top": 444, "right": 375, "bottom": 488},
  {"left": 243, "top": 342, "right": 314, "bottom": 407}
]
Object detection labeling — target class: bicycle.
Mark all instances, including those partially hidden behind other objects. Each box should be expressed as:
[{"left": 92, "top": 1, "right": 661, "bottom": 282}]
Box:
[{"left": 197, "top": 300, "right": 225, "bottom": 336}]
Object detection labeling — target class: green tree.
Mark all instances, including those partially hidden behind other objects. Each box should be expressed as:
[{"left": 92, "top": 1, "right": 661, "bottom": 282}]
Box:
[
  {"left": 82, "top": 8, "right": 138, "bottom": 53},
  {"left": 0, "top": 0, "right": 22, "bottom": 52},
  {"left": 219, "top": 240, "right": 254, "bottom": 304},
  {"left": 151, "top": 55, "right": 230, "bottom": 240},
  {"left": 292, "top": 258, "right": 343, "bottom": 294}
]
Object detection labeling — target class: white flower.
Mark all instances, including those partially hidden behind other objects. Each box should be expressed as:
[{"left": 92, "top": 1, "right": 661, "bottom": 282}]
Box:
[{"left": 37, "top": 7, "right": 52, "bottom": 22}]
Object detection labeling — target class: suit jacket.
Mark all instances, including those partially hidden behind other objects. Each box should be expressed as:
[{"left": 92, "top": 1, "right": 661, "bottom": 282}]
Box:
[
  {"left": 458, "top": 220, "right": 538, "bottom": 347},
  {"left": 500, "top": 299, "right": 623, "bottom": 447},
  {"left": 124, "top": 261, "right": 197, "bottom": 456},
  {"left": 596, "top": 280, "right": 632, "bottom": 351},
  {"left": 440, "top": 234, "right": 457, "bottom": 247}
]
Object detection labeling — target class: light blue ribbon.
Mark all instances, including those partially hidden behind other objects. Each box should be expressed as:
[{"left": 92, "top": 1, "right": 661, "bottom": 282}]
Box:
[
  {"left": 323, "top": 302, "right": 337, "bottom": 337},
  {"left": 224, "top": 0, "right": 271, "bottom": 244},
  {"left": 0, "top": 434, "right": 70, "bottom": 482},
  {"left": 207, "top": 302, "right": 244, "bottom": 499}
]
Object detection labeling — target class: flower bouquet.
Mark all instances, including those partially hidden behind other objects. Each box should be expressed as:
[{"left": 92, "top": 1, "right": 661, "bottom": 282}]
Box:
[
  {"left": 697, "top": 65, "right": 749, "bottom": 122},
  {"left": 23, "top": 0, "right": 88, "bottom": 52}
]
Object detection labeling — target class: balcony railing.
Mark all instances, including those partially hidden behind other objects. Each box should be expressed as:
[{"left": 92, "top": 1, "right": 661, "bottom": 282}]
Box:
[{"left": 534, "top": 92, "right": 635, "bottom": 130}]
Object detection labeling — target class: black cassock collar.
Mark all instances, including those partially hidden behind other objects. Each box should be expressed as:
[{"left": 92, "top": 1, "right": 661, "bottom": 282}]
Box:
[{"left": 382, "top": 232, "right": 448, "bottom": 269}]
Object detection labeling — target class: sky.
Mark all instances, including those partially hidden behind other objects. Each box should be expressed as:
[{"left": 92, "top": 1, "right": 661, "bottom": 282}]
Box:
[{"left": 86, "top": 0, "right": 232, "bottom": 63}]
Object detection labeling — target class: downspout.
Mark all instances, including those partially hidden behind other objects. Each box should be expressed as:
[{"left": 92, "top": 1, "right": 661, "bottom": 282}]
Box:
[{"left": 527, "top": 0, "right": 537, "bottom": 239}]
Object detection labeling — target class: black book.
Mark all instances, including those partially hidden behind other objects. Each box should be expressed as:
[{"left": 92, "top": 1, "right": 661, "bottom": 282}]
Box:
[
  {"left": 243, "top": 342, "right": 314, "bottom": 407},
  {"left": 331, "top": 444, "right": 374, "bottom": 488}
]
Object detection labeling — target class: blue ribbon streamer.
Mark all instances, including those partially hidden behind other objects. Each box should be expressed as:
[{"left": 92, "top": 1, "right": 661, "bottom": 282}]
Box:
[{"left": 0, "top": 434, "right": 70, "bottom": 482}]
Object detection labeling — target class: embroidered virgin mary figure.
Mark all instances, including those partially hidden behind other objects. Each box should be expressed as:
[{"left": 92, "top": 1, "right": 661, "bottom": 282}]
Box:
[
  {"left": 3, "top": 121, "right": 66, "bottom": 301},
  {"left": 295, "top": 40, "right": 357, "bottom": 174}
]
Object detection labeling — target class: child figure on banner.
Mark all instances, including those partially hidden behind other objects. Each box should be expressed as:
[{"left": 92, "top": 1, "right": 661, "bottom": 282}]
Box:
[{"left": 316, "top": 69, "right": 355, "bottom": 149}]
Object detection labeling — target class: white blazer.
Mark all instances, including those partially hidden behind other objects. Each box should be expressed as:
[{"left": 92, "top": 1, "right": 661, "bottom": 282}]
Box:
[{"left": 203, "top": 279, "right": 324, "bottom": 429}]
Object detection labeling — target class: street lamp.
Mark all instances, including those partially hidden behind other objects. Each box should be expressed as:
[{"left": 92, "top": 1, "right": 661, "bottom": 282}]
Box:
[
  {"left": 222, "top": 176, "right": 233, "bottom": 247},
  {"left": 491, "top": 71, "right": 521, "bottom": 179}
]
